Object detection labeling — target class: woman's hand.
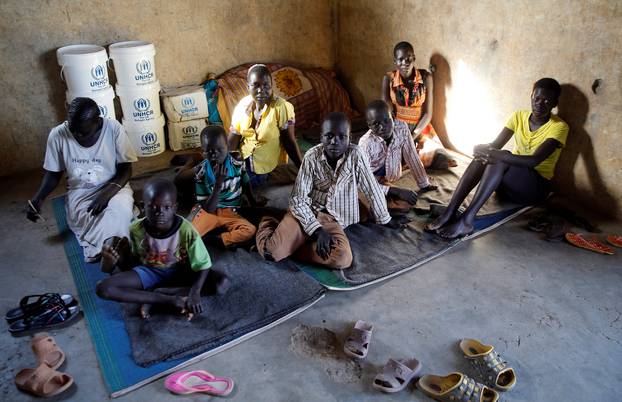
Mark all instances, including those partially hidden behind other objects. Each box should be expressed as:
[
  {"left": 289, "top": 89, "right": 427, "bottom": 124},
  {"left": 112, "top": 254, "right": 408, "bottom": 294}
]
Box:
[
  {"left": 88, "top": 185, "right": 117, "bottom": 215},
  {"left": 24, "top": 199, "right": 44, "bottom": 222}
]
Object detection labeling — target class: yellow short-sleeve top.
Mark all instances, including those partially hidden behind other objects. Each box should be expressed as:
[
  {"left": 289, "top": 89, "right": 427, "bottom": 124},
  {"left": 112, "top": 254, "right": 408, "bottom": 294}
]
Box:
[
  {"left": 505, "top": 110, "right": 569, "bottom": 180},
  {"left": 230, "top": 95, "right": 295, "bottom": 174}
]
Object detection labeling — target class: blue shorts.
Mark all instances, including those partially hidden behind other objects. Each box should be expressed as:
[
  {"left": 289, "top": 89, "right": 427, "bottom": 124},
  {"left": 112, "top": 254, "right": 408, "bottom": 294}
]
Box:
[{"left": 133, "top": 266, "right": 185, "bottom": 290}]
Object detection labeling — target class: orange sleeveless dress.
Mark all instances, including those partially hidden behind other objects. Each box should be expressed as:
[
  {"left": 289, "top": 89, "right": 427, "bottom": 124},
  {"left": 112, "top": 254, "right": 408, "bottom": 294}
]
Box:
[{"left": 387, "top": 69, "right": 445, "bottom": 167}]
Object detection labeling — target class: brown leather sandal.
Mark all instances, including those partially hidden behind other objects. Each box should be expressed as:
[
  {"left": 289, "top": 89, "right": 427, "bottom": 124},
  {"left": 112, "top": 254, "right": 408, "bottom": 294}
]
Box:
[
  {"left": 15, "top": 364, "right": 73, "bottom": 397},
  {"left": 32, "top": 332, "right": 65, "bottom": 370}
]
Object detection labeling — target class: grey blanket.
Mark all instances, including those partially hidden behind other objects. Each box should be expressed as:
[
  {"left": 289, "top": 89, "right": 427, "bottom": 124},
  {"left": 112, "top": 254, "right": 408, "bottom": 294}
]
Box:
[{"left": 123, "top": 249, "right": 324, "bottom": 367}]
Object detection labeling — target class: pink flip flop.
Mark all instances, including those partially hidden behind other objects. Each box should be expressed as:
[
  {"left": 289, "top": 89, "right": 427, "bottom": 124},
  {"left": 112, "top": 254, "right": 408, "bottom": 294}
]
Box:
[{"left": 164, "top": 370, "right": 234, "bottom": 396}]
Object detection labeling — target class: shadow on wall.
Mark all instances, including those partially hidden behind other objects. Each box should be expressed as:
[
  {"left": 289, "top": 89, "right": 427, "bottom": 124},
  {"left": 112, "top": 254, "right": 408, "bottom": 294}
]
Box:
[
  {"left": 40, "top": 49, "right": 67, "bottom": 123},
  {"left": 555, "top": 84, "right": 618, "bottom": 219},
  {"left": 429, "top": 53, "right": 457, "bottom": 152}
]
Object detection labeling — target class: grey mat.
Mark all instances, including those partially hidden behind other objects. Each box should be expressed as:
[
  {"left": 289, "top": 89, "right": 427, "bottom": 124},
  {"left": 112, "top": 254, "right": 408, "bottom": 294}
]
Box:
[{"left": 123, "top": 248, "right": 325, "bottom": 367}]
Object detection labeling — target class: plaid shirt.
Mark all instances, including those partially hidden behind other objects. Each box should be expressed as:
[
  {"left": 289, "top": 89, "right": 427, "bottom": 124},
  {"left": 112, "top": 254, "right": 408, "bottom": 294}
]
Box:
[
  {"left": 358, "top": 120, "right": 430, "bottom": 192},
  {"left": 290, "top": 144, "right": 391, "bottom": 235}
]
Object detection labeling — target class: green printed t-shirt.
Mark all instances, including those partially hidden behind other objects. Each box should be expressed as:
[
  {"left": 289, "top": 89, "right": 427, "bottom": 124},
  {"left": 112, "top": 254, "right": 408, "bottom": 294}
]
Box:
[
  {"left": 129, "top": 216, "right": 211, "bottom": 272},
  {"left": 506, "top": 110, "right": 569, "bottom": 180}
]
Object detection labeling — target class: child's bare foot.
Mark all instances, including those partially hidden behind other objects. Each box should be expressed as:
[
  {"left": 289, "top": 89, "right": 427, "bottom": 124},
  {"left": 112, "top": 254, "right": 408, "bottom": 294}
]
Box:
[
  {"left": 100, "top": 245, "right": 120, "bottom": 274},
  {"left": 437, "top": 218, "right": 474, "bottom": 239},
  {"left": 425, "top": 209, "right": 455, "bottom": 232},
  {"left": 172, "top": 296, "right": 190, "bottom": 318},
  {"left": 140, "top": 303, "right": 152, "bottom": 320}
]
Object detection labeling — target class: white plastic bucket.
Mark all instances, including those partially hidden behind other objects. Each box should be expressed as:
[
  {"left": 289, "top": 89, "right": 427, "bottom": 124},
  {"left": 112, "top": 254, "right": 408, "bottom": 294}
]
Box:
[
  {"left": 57, "top": 44, "right": 110, "bottom": 93},
  {"left": 66, "top": 86, "right": 116, "bottom": 119},
  {"left": 109, "top": 41, "right": 157, "bottom": 87},
  {"left": 123, "top": 114, "right": 165, "bottom": 157},
  {"left": 116, "top": 80, "right": 161, "bottom": 123}
]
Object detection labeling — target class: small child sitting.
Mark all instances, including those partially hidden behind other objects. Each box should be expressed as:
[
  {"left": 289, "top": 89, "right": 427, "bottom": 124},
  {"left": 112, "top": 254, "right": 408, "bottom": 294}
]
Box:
[
  {"left": 179, "top": 125, "right": 264, "bottom": 249},
  {"left": 96, "top": 178, "right": 222, "bottom": 320}
]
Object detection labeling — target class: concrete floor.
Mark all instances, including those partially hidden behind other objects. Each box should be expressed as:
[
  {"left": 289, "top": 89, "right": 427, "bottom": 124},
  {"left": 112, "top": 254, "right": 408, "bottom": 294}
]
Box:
[{"left": 0, "top": 159, "right": 621, "bottom": 402}]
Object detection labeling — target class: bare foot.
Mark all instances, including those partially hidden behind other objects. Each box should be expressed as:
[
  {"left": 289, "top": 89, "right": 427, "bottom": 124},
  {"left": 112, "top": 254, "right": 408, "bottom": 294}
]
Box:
[
  {"left": 437, "top": 217, "right": 474, "bottom": 239},
  {"left": 425, "top": 209, "right": 456, "bottom": 232},
  {"left": 100, "top": 245, "right": 119, "bottom": 274},
  {"left": 140, "top": 304, "right": 152, "bottom": 320}
]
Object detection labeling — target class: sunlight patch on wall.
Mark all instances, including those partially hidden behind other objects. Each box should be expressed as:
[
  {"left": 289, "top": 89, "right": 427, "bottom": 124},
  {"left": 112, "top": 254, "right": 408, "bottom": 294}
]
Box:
[{"left": 445, "top": 60, "right": 499, "bottom": 155}]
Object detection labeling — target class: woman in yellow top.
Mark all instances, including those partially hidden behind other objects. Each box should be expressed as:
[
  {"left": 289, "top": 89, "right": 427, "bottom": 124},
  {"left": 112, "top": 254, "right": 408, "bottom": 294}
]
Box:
[
  {"left": 382, "top": 41, "right": 456, "bottom": 169},
  {"left": 228, "top": 64, "right": 303, "bottom": 187},
  {"left": 427, "top": 78, "right": 569, "bottom": 239}
]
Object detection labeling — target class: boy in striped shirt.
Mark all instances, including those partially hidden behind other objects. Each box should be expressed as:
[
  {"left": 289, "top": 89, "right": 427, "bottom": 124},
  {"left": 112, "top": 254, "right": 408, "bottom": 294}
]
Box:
[
  {"left": 256, "top": 112, "right": 409, "bottom": 269},
  {"left": 181, "top": 126, "right": 264, "bottom": 249}
]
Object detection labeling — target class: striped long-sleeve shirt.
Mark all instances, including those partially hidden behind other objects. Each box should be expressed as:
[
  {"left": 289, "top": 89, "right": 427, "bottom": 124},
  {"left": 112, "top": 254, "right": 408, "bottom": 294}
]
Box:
[
  {"left": 358, "top": 120, "right": 430, "bottom": 192},
  {"left": 289, "top": 144, "right": 391, "bottom": 235}
]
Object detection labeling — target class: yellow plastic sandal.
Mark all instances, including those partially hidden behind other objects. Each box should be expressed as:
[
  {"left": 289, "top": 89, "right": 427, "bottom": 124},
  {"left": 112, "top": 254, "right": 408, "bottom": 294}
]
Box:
[
  {"left": 417, "top": 372, "right": 499, "bottom": 402},
  {"left": 459, "top": 339, "right": 516, "bottom": 392}
]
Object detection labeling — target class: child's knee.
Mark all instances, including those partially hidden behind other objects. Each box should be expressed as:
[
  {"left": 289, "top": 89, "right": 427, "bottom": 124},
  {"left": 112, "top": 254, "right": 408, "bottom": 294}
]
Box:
[{"left": 95, "top": 280, "right": 112, "bottom": 299}]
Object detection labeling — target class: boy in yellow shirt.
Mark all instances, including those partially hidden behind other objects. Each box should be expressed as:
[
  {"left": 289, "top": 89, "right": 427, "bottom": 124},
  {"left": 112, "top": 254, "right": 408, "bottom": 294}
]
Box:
[{"left": 427, "top": 78, "right": 569, "bottom": 239}]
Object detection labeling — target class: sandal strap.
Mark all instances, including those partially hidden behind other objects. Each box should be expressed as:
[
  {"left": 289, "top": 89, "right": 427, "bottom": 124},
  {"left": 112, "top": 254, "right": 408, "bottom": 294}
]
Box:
[
  {"left": 383, "top": 358, "right": 412, "bottom": 379},
  {"left": 346, "top": 328, "right": 371, "bottom": 344},
  {"left": 20, "top": 365, "right": 61, "bottom": 395},
  {"left": 467, "top": 349, "right": 509, "bottom": 385},
  {"left": 449, "top": 375, "right": 485, "bottom": 402}
]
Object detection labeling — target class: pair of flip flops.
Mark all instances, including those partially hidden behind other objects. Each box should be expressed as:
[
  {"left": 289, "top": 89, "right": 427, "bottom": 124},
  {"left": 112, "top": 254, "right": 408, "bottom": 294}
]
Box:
[
  {"left": 164, "top": 370, "right": 234, "bottom": 396},
  {"left": 417, "top": 339, "right": 516, "bottom": 402},
  {"left": 565, "top": 233, "right": 621, "bottom": 255},
  {"left": 343, "top": 320, "right": 422, "bottom": 393},
  {"left": 6, "top": 293, "right": 81, "bottom": 335},
  {"left": 15, "top": 333, "right": 74, "bottom": 397}
]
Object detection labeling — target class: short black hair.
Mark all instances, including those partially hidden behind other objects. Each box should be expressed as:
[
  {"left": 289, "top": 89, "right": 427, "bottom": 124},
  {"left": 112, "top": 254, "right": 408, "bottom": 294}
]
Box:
[
  {"left": 393, "top": 41, "right": 414, "bottom": 57},
  {"left": 143, "top": 177, "right": 177, "bottom": 202},
  {"left": 322, "top": 112, "right": 351, "bottom": 131},
  {"left": 200, "top": 125, "right": 227, "bottom": 144},
  {"left": 533, "top": 78, "right": 562, "bottom": 100},
  {"left": 366, "top": 99, "right": 390, "bottom": 114},
  {"left": 247, "top": 64, "right": 272, "bottom": 82},
  {"left": 68, "top": 97, "right": 99, "bottom": 125}
]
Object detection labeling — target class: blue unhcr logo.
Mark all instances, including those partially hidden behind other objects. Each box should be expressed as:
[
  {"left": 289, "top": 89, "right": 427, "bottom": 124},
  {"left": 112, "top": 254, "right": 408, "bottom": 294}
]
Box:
[
  {"left": 182, "top": 97, "right": 195, "bottom": 108},
  {"left": 98, "top": 105, "right": 108, "bottom": 117},
  {"left": 91, "top": 65, "right": 106, "bottom": 80},
  {"left": 89, "top": 64, "right": 108, "bottom": 88},
  {"left": 141, "top": 132, "right": 157, "bottom": 145},
  {"left": 134, "top": 98, "right": 151, "bottom": 111},
  {"left": 135, "top": 59, "right": 155, "bottom": 82},
  {"left": 180, "top": 96, "right": 199, "bottom": 115}
]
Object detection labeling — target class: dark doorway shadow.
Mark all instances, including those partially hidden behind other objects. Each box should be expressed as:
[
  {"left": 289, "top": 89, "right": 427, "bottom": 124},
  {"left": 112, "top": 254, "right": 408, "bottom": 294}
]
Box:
[
  {"left": 429, "top": 53, "right": 457, "bottom": 151},
  {"left": 555, "top": 84, "right": 618, "bottom": 219},
  {"left": 40, "top": 49, "right": 68, "bottom": 122}
]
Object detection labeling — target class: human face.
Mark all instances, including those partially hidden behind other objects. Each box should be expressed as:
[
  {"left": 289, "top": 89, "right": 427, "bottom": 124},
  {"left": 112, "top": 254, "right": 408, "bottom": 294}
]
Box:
[
  {"left": 144, "top": 191, "right": 177, "bottom": 233},
  {"left": 394, "top": 48, "right": 416, "bottom": 79},
  {"left": 248, "top": 72, "right": 272, "bottom": 106},
  {"left": 69, "top": 115, "right": 101, "bottom": 142},
  {"left": 202, "top": 134, "right": 228, "bottom": 165},
  {"left": 320, "top": 119, "right": 350, "bottom": 161},
  {"left": 531, "top": 87, "right": 557, "bottom": 119},
  {"left": 366, "top": 107, "right": 394, "bottom": 141}
]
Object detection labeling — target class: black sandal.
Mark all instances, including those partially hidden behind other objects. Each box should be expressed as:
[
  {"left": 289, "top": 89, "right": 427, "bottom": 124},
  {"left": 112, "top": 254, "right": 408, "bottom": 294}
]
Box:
[
  {"left": 4, "top": 293, "right": 75, "bottom": 323},
  {"left": 9, "top": 298, "right": 81, "bottom": 335}
]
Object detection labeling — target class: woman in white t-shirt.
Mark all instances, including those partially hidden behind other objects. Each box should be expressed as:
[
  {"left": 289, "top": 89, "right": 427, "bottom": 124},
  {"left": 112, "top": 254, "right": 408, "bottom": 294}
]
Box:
[{"left": 26, "top": 98, "right": 138, "bottom": 264}]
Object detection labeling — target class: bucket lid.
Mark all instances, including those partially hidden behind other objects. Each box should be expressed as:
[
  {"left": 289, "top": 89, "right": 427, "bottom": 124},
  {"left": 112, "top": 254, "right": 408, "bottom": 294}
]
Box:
[
  {"left": 66, "top": 85, "right": 115, "bottom": 101},
  {"left": 116, "top": 80, "right": 161, "bottom": 95},
  {"left": 57, "top": 44, "right": 108, "bottom": 66},
  {"left": 122, "top": 113, "right": 165, "bottom": 130},
  {"left": 109, "top": 41, "right": 156, "bottom": 57}
]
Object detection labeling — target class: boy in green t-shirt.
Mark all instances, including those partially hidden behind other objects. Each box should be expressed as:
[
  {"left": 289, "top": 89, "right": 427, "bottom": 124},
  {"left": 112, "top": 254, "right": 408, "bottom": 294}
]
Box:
[
  {"left": 96, "top": 178, "right": 224, "bottom": 320},
  {"left": 427, "top": 78, "right": 569, "bottom": 239}
]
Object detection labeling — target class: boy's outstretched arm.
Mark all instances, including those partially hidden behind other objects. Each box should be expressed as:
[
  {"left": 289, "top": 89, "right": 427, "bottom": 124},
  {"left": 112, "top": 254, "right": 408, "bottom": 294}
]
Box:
[{"left": 26, "top": 169, "right": 63, "bottom": 221}]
